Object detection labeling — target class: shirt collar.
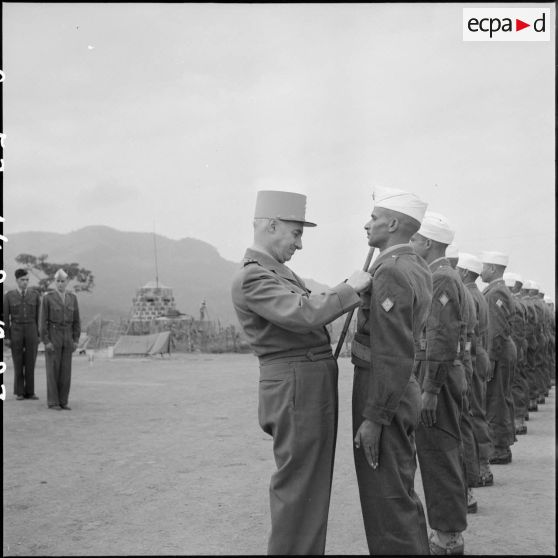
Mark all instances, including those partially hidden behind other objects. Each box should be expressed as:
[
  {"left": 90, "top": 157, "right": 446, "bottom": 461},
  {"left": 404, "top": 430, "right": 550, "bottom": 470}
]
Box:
[
  {"left": 242, "top": 248, "right": 300, "bottom": 284},
  {"left": 429, "top": 256, "right": 450, "bottom": 272}
]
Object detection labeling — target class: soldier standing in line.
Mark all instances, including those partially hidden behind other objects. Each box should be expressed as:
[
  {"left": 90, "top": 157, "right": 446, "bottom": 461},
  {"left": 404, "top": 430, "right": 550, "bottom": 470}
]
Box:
[
  {"left": 447, "top": 248, "right": 480, "bottom": 513},
  {"left": 351, "top": 186, "right": 431, "bottom": 555},
  {"left": 480, "top": 251, "right": 517, "bottom": 465},
  {"left": 543, "top": 296, "right": 555, "bottom": 387},
  {"left": 456, "top": 253, "right": 494, "bottom": 487},
  {"left": 535, "top": 288, "right": 551, "bottom": 399},
  {"left": 3, "top": 269, "right": 41, "bottom": 400},
  {"left": 231, "top": 190, "right": 371, "bottom": 555},
  {"left": 40, "top": 269, "right": 81, "bottom": 411},
  {"left": 526, "top": 282, "right": 547, "bottom": 405},
  {"left": 410, "top": 212, "right": 468, "bottom": 556},
  {"left": 504, "top": 273, "right": 529, "bottom": 435},
  {"left": 520, "top": 280, "right": 540, "bottom": 415}
]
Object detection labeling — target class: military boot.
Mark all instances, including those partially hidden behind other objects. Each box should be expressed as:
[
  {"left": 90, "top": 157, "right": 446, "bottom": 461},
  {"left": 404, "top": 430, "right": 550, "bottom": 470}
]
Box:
[
  {"left": 528, "top": 399, "right": 538, "bottom": 412},
  {"left": 429, "top": 531, "right": 464, "bottom": 555}
]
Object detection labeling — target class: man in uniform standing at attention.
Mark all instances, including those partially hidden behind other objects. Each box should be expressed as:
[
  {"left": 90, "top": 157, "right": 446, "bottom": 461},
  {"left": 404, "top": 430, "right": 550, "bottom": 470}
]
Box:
[
  {"left": 351, "top": 186, "right": 431, "bottom": 555},
  {"left": 3, "top": 268, "right": 41, "bottom": 400},
  {"left": 231, "top": 190, "right": 371, "bottom": 555},
  {"left": 456, "top": 253, "right": 494, "bottom": 487},
  {"left": 40, "top": 269, "right": 81, "bottom": 411},
  {"left": 410, "top": 212, "right": 468, "bottom": 556},
  {"left": 480, "top": 251, "right": 517, "bottom": 465}
]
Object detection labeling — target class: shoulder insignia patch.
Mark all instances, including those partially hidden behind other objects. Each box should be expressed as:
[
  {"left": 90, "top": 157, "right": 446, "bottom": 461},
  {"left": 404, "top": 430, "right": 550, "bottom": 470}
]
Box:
[
  {"left": 439, "top": 292, "right": 449, "bottom": 306},
  {"left": 496, "top": 299, "right": 503, "bottom": 308},
  {"left": 381, "top": 297, "right": 394, "bottom": 312}
]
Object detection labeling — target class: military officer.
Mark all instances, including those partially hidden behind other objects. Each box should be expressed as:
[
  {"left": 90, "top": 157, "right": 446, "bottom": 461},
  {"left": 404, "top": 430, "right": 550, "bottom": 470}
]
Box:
[
  {"left": 456, "top": 253, "right": 494, "bottom": 487},
  {"left": 351, "top": 186, "right": 431, "bottom": 555},
  {"left": 504, "top": 273, "right": 529, "bottom": 435},
  {"left": 480, "top": 251, "right": 517, "bottom": 465},
  {"left": 3, "top": 268, "right": 41, "bottom": 400},
  {"left": 410, "top": 212, "right": 468, "bottom": 556},
  {"left": 40, "top": 269, "right": 81, "bottom": 410},
  {"left": 231, "top": 190, "right": 371, "bottom": 555}
]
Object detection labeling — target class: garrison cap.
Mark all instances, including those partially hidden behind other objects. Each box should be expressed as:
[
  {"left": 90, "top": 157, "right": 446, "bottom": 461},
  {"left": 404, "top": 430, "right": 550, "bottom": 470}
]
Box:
[
  {"left": 54, "top": 268, "right": 68, "bottom": 280},
  {"left": 373, "top": 186, "right": 427, "bottom": 224},
  {"left": 457, "top": 252, "right": 482, "bottom": 274},
  {"left": 15, "top": 268, "right": 29, "bottom": 279},
  {"left": 481, "top": 251, "right": 508, "bottom": 266},
  {"left": 254, "top": 190, "right": 316, "bottom": 227},
  {"left": 544, "top": 295, "right": 553, "bottom": 304},
  {"left": 417, "top": 211, "right": 455, "bottom": 245},
  {"left": 446, "top": 244, "right": 459, "bottom": 259},
  {"left": 503, "top": 272, "right": 521, "bottom": 287}
]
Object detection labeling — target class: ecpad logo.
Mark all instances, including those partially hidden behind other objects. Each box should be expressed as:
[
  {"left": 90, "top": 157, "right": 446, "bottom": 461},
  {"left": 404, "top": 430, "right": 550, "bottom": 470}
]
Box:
[{"left": 463, "top": 8, "right": 551, "bottom": 41}]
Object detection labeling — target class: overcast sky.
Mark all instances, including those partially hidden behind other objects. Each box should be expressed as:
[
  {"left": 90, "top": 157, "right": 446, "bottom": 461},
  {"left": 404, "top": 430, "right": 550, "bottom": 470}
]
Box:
[{"left": 2, "top": 3, "right": 555, "bottom": 297}]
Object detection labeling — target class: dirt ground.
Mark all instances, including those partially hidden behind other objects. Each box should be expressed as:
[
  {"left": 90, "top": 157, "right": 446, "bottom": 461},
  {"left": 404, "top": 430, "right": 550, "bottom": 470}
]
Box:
[{"left": 2, "top": 351, "right": 555, "bottom": 556}]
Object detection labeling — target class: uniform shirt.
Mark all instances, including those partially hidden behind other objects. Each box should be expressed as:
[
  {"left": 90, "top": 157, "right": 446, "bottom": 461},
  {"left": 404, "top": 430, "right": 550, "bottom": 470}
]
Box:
[
  {"left": 231, "top": 248, "right": 360, "bottom": 357},
  {"left": 3, "top": 287, "right": 41, "bottom": 339},
  {"left": 510, "top": 293, "right": 527, "bottom": 356},
  {"left": 483, "top": 278, "right": 514, "bottom": 361},
  {"left": 40, "top": 290, "right": 81, "bottom": 345},
  {"left": 422, "top": 257, "right": 467, "bottom": 394},
  {"left": 520, "top": 293, "right": 539, "bottom": 351},
  {"left": 463, "top": 286, "right": 477, "bottom": 357},
  {"left": 466, "top": 282, "right": 490, "bottom": 353},
  {"left": 352, "top": 244, "right": 433, "bottom": 425}
]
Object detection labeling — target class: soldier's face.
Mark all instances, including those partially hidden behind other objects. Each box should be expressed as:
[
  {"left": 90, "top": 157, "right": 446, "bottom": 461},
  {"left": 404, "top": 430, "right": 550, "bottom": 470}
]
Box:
[
  {"left": 271, "top": 220, "right": 303, "bottom": 263},
  {"left": 409, "top": 233, "right": 429, "bottom": 258},
  {"left": 364, "top": 209, "right": 390, "bottom": 248},
  {"left": 56, "top": 277, "right": 68, "bottom": 293},
  {"left": 16, "top": 276, "right": 29, "bottom": 290},
  {"left": 480, "top": 263, "right": 493, "bottom": 283}
]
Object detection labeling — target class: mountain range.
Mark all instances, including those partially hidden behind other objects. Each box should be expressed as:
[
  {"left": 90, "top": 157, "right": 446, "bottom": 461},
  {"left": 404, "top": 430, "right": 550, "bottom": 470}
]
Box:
[{"left": 2, "top": 226, "right": 332, "bottom": 329}]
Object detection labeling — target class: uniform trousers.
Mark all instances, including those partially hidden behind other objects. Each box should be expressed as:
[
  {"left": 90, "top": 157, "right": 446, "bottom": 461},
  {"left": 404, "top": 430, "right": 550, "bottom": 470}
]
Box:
[
  {"left": 469, "top": 349, "right": 494, "bottom": 466},
  {"left": 525, "top": 341, "right": 539, "bottom": 401},
  {"left": 415, "top": 361, "right": 468, "bottom": 533},
  {"left": 486, "top": 338, "right": 517, "bottom": 453},
  {"left": 511, "top": 342, "right": 529, "bottom": 421},
  {"left": 258, "top": 354, "right": 338, "bottom": 555},
  {"left": 10, "top": 323, "right": 39, "bottom": 397},
  {"left": 352, "top": 365, "right": 429, "bottom": 555},
  {"left": 461, "top": 354, "right": 480, "bottom": 486},
  {"left": 45, "top": 327, "right": 74, "bottom": 407}
]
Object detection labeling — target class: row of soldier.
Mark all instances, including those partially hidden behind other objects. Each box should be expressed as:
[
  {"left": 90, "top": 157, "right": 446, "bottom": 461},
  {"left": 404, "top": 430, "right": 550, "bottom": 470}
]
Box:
[{"left": 231, "top": 187, "right": 555, "bottom": 556}]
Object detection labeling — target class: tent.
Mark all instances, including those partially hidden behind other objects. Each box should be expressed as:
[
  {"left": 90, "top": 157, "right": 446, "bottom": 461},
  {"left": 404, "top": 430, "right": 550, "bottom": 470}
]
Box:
[{"left": 112, "top": 331, "right": 171, "bottom": 356}]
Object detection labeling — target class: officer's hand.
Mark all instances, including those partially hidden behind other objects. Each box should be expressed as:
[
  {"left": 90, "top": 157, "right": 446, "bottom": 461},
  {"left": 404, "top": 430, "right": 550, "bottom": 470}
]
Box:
[
  {"left": 346, "top": 270, "right": 372, "bottom": 294},
  {"left": 354, "top": 419, "right": 382, "bottom": 469},
  {"left": 487, "top": 360, "right": 495, "bottom": 382},
  {"left": 421, "top": 391, "right": 438, "bottom": 427},
  {"left": 45, "top": 342, "right": 55, "bottom": 353}
]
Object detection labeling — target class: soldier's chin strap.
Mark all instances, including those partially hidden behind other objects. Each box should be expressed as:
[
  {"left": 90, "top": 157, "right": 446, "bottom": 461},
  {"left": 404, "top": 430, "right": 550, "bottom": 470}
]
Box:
[{"left": 334, "top": 246, "right": 375, "bottom": 360}]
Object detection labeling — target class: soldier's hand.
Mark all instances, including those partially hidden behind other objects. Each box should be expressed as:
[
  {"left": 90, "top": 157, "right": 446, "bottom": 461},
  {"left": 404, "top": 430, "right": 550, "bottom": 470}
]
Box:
[
  {"left": 354, "top": 419, "right": 383, "bottom": 469},
  {"left": 4, "top": 339, "right": 11, "bottom": 349},
  {"left": 73, "top": 342, "right": 79, "bottom": 352},
  {"left": 421, "top": 391, "right": 438, "bottom": 427},
  {"left": 45, "top": 342, "right": 55, "bottom": 353},
  {"left": 346, "top": 270, "right": 372, "bottom": 293}
]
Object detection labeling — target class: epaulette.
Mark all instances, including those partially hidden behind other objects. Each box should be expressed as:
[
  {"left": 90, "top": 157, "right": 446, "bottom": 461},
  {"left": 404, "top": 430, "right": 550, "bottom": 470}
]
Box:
[{"left": 243, "top": 258, "right": 261, "bottom": 267}]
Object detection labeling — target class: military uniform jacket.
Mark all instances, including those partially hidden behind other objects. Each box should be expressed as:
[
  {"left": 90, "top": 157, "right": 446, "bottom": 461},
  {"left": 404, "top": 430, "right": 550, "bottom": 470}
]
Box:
[
  {"left": 422, "top": 258, "right": 467, "bottom": 394},
  {"left": 520, "top": 294, "right": 538, "bottom": 350},
  {"left": 466, "top": 282, "right": 489, "bottom": 353},
  {"left": 3, "top": 288, "right": 41, "bottom": 339},
  {"left": 40, "top": 290, "right": 81, "bottom": 346},
  {"left": 483, "top": 278, "right": 514, "bottom": 361},
  {"left": 463, "top": 285, "right": 477, "bottom": 356},
  {"left": 510, "top": 294, "right": 527, "bottom": 355},
  {"left": 352, "top": 244, "right": 433, "bottom": 425},
  {"left": 231, "top": 248, "right": 360, "bottom": 357}
]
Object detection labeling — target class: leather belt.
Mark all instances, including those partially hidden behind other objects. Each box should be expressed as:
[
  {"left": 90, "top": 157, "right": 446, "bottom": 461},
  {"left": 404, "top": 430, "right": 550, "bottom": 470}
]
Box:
[{"left": 259, "top": 344, "right": 332, "bottom": 365}]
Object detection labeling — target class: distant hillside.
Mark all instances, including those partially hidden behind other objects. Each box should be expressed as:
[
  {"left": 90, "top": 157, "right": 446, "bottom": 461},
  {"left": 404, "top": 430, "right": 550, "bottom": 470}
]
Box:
[{"left": 2, "top": 226, "right": 333, "bottom": 328}]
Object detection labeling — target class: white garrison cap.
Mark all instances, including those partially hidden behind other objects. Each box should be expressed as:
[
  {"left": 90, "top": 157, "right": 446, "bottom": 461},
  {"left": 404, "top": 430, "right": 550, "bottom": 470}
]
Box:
[
  {"left": 544, "top": 295, "right": 553, "bottom": 303},
  {"left": 446, "top": 244, "right": 459, "bottom": 259},
  {"left": 457, "top": 252, "right": 482, "bottom": 274},
  {"left": 503, "top": 272, "right": 521, "bottom": 287},
  {"left": 54, "top": 268, "right": 68, "bottom": 280},
  {"left": 522, "top": 279, "right": 533, "bottom": 289},
  {"left": 481, "top": 251, "right": 509, "bottom": 266},
  {"left": 373, "top": 186, "right": 428, "bottom": 224},
  {"left": 417, "top": 211, "right": 455, "bottom": 244}
]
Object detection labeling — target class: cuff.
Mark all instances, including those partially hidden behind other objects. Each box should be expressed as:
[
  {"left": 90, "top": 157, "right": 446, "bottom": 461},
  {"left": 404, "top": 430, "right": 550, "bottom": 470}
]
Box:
[{"left": 332, "top": 282, "right": 361, "bottom": 312}]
